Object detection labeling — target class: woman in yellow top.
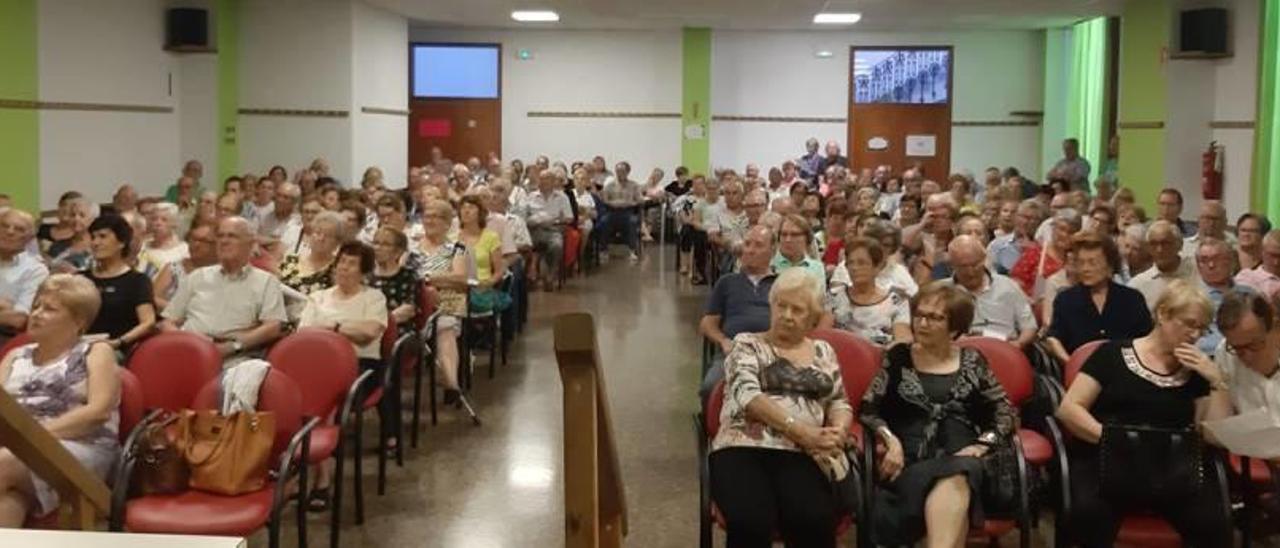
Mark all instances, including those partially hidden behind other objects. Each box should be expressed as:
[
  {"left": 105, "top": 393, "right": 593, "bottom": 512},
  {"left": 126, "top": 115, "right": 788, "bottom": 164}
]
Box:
[{"left": 456, "top": 195, "right": 509, "bottom": 314}]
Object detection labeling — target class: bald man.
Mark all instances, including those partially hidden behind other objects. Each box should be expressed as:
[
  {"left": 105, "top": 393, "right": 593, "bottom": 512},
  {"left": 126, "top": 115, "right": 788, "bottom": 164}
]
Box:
[
  {"left": 0, "top": 209, "right": 49, "bottom": 339},
  {"left": 944, "top": 235, "right": 1038, "bottom": 348},
  {"left": 1130, "top": 219, "right": 1198, "bottom": 312},
  {"left": 1181, "top": 200, "right": 1236, "bottom": 258},
  {"left": 161, "top": 216, "right": 285, "bottom": 362}
]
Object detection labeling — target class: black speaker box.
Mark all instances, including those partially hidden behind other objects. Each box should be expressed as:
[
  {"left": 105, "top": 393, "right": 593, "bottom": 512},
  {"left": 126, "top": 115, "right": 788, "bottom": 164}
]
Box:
[
  {"left": 166, "top": 8, "right": 209, "bottom": 49},
  {"left": 1180, "top": 8, "right": 1228, "bottom": 54}
]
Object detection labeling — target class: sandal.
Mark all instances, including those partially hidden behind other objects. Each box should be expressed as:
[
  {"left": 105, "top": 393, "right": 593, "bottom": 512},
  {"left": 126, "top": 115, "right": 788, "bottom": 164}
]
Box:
[{"left": 306, "top": 487, "right": 331, "bottom": 513}]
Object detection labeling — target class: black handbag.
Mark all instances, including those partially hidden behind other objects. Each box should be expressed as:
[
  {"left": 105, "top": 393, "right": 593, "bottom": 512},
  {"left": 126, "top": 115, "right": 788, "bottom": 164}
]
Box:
[
  {"left": 1099, "top": 423, "right": 1204, "bottom": 501},
  {"left": 980, "top": 442, "right": 1022, "bottom": 514}
]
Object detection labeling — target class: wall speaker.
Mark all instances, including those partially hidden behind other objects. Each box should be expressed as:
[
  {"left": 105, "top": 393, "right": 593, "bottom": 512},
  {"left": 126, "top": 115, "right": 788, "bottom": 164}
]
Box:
[
  {"left": 1179, "top": 8, "right": 1228, "bottom": 54},
  {"left": 166, "top": 8, "right": 209, "bottom": 50}
]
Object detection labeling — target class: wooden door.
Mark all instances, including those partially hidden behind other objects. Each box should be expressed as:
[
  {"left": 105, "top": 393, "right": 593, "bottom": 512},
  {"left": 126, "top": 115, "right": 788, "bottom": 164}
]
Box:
[
  {"left": 848, "top": 47, "right": 953, "bottom": 179},
  {"left": 409, "top": 99, "right": 502, "bottom": 167}
]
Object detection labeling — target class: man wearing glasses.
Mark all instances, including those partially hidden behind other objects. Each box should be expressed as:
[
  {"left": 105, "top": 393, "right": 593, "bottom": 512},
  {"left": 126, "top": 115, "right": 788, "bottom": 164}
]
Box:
[
  {"left": 1131, "top": 220, "right": 1197, "bottom": 312},
  {"left": 1195, "top": 237, "right": 1239, "bottom": 355},
  {"left": 1215, "top": 290, "right": 1280, "bottom": 433}
]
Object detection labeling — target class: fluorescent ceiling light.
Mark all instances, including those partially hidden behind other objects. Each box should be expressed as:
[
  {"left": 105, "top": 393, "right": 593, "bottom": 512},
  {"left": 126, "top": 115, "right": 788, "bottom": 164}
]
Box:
[
  {"left": 814, "top": 50, "right": 835, "bottom": 58},
  {"left": 813, "top": 12, "right": 861, "bottom": 24},
  {"left": 512, "top": 10, "right": 559, "bottom": 22}
]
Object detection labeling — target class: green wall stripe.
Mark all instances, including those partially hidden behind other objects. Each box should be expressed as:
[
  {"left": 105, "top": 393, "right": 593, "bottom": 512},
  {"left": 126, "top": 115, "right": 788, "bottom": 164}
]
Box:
[
  {"left": 681, "top": 28, "right": 711, "bottom": 175},
  {"left": 1041, "top": 28, "right": 1069, "bottom": 177},
  {"left": 1254, "top": 0, "right": 1280, "bottom": 218},
  {"left": 0, "top": 0, "right": 39, "bottom": 211},
  {"left": 217, "top": 0, "right": 240, "bottom": 182},
  {"left": 1117, "top": 0, "right": 1169, "bottom": 209}
]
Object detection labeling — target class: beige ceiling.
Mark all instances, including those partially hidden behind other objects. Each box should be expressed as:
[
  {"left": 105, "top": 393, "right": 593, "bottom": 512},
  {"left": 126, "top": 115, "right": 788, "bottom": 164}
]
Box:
[{"left": 369, "top": 0, "right": 1123, "bottom": 31}]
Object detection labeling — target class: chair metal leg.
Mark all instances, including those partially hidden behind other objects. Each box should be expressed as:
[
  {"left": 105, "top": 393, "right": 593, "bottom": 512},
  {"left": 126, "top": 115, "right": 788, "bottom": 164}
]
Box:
[
  {"left": 488, "top": 320, "right": 497, "bottom": 378},
  {"left": 377, "top": 417, "right": 387, "bottom": 496},
  {"left": 296, "top": 458, "right": 309, "bottom": 548},
  {"left": 412, "top": 344, "right": 425, "bottom": 443},
  {"left": 354, "top": 407, "right": 366, "bottom": 525},
  {"left": 500, "top": 318, "right": 508, "bottom": 367},
  {"left": 330, "top": 437, "right": 344, "bottom": 548}
]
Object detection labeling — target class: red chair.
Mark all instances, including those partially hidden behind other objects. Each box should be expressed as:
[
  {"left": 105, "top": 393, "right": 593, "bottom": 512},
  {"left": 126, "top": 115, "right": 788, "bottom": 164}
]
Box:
[
  {"left": 415, "top": 281, "right": 440, "bottom": 432},
  {"left": 956, "top": 337, "right": 1037, "bottom": 547},
  {"left": 118, "top": 369, "right": 318, "bottom": 548},
  {"left": 1046, "top": 339, "right": 1231, "bottom": 548},
  {"left": 125, "top": 331, "right": 223, "bottom": 412},
  {"left": 811, "top": 328, "right": 883, "bottom": 443},
  {"left": 1233, "top": 454, "right": 1280, "bottom": 546},
  {"left": 561, "top": 225, "right": 582, "bottom": 286},
  {"left": 695, "top": 380, "right": 857, "bottom": 548},
  {"left": 267, "top": 329, "right": 362, "bottom": 548},
  {"left": 372, "top": 315, "right": 420, "bottom": 494},
  {"left": 0, "top": 331, "right": 32, "bottom": 360}
]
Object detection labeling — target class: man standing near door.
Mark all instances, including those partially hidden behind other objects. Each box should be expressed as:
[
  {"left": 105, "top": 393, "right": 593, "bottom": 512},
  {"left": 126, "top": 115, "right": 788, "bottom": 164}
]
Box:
[{"left": 1050, "top": 138, "right": 1092, "bottom": 192}]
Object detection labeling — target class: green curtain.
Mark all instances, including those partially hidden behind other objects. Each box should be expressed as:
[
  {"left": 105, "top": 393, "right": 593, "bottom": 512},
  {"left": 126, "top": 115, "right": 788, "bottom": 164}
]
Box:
[
  {"left": 1255, "top": 0, "right": 1280, "bottom": 219},
  {"left": 1066, "top": 17, "right": 1109, "bottom": 182}
]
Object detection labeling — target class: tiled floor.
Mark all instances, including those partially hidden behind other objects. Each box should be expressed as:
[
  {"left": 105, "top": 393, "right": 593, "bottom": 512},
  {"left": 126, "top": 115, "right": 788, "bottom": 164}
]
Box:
[{"left": 265, "top": 245, "right": 707, "bottom": 548}]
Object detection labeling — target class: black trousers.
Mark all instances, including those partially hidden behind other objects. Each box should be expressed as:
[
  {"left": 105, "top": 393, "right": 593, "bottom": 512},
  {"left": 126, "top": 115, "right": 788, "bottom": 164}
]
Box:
[
  {"left": 679, "top": 226, "right": 708, "bottom": 277},
  {"left": 1068, "top": 454, "right": 1232, "bottom": 547},
  {"left": 710, "top": 447, "right": 838, "bottom": 548},
  {"left": 358, "top": 357, "right": 398, "bottom": 440}
]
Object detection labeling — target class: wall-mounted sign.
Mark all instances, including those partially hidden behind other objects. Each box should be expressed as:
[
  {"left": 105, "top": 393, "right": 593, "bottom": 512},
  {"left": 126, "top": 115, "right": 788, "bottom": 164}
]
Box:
[
  {"left": 905, "top": 134, "right": 937, "bottom": 157},
  {"left": 867, "top": 136, "right": 889, "bottom": 151},
  {"left": 684, "top": 123, "right": 706, "bottom": 140}
]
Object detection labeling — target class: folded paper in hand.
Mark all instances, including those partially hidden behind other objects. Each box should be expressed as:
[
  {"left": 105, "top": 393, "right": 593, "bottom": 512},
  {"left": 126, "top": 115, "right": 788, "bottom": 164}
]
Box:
[{"left": 1203, "top": 408, "right": 1280, "bottom": 459}]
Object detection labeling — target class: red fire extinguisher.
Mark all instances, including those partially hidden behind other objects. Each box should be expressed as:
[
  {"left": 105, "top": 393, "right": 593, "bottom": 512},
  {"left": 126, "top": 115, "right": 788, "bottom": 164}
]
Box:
[{"left": 1202, "top": 141, "right": 1224, "bottom": 200}]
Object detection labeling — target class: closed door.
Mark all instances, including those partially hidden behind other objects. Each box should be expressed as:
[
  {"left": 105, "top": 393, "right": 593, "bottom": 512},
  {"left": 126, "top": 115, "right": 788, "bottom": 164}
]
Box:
[{"left": 409, "top": 99, "right": 501, "bottom": 167}]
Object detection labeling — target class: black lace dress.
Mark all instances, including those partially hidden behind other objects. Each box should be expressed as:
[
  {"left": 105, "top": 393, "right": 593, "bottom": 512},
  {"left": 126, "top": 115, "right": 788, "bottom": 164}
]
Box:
[{"left": 859, "top": 344, "right": 1016, "bottom": 545}]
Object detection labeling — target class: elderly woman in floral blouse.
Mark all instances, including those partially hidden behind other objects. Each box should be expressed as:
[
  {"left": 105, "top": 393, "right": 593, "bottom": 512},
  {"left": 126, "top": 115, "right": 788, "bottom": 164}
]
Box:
[{"left": 709, "top": 268, "right": 853, "bottom": 548}]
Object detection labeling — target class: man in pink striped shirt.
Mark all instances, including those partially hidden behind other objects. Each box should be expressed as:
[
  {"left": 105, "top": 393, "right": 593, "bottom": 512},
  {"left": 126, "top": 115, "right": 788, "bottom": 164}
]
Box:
[{"left": 1236, "top": 229, "right": 1280, "bottom": 301}]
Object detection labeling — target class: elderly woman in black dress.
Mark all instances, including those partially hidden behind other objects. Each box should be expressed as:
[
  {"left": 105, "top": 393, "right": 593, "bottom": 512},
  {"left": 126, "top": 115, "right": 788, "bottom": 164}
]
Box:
[{"left": 860, "top": 281, "right": 1016, "bottom": 547}]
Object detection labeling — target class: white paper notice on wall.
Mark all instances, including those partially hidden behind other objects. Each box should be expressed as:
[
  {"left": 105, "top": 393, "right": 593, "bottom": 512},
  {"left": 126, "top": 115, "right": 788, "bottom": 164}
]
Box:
[
  {"left": 905, "top": 134, "right": 937, "bottom": 157},
  {"left": 867, "top": 137, "right": 889, "bottom": 151},
  {"left": 684, "top": 124, "right": 706, "bottom": 140}
]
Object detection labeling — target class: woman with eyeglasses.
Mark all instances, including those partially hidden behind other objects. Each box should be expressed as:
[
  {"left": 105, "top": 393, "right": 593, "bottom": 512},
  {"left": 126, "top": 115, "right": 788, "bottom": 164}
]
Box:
[
  {"left": 1044, "top": 231, "right": 1152, "bottom": 363},
  {"left": 1055, "top": 280, "right": 1233, "bottom": 547},
  {"left": 859, "top": 281, "right": 1015, "bottom": 547},
  {"left": 819, "top": 237, "right": 910, "bottom": 347},
  {"left": 408, "top": 199, "right": 468, "bottom": 403}
]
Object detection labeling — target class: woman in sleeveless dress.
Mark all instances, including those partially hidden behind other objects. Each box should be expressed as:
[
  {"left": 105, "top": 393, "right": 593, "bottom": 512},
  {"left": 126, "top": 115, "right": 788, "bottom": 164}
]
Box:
[{"left": 0, "top": 274, "right": 120, "bottom": 526}]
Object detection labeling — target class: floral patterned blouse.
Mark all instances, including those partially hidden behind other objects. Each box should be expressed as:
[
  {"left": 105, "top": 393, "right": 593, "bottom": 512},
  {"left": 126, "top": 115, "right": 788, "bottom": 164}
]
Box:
[
  {"left": 369, "top": 264, "right": 420, "bottom": 331},
  {"left": 824, "top": 288, "right": 909, "bottom": 347},
  {"left": 711, "top": 332, "right": 852, "bottom": 454},
  {"left": 279, "top": 253, "right": 335, "bottom": 296},
  {"left": 407, "top": 240, "right": 466, "bottom": 317}
]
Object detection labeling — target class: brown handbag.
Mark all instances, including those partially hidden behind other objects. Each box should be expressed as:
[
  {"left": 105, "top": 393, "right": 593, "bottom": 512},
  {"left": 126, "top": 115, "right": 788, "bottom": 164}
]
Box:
[
  {"left": 129, "top": 414, "right": 189, "bottom": 496},
  {"left": 174, "top": 409, "right": 276, "bottom": 496}
]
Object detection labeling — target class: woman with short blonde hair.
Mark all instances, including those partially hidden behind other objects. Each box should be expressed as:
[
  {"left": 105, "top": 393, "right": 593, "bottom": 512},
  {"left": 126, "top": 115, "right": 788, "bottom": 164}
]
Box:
[{"left": 0, "top": 274, "right": 121, "bottom": 527}]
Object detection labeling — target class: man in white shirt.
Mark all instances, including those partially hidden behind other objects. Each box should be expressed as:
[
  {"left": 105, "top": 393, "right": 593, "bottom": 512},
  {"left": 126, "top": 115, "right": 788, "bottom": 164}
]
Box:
[
  {"left": 945, "top": 235, "right": 1038, "bottom": 348},
  {"left": 1182, "top": 200, "right": 1236, "bottom": 258},
  {"left": 1130, "top": 220, "right": 1197, "bottom": 311},
  {"left": 0, "top": 209, "right": 48, "bottom": 342},
  {"left": 1215, "top": 290, "right": 1280, "bottom": 436},
  {"left": 258, "top": 182, "right": 303, "bottom": 253},
  {"left": 525, "top": 168, "right": 572, "bottom": 289}
]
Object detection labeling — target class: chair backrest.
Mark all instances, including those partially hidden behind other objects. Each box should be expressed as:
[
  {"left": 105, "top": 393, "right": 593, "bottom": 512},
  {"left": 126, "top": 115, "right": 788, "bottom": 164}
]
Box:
[
  {"left": 415, "top": 281, "right": 438, "bottom": 333},
  {"left": 193, "top": 368, "right": 303, "bottom": 459},
  {"left": 126, "top": 331, "right": 222, "bottom": 412},
  {"left": 117, "top": 368, "right": 146, "bottom": 440},
  {"left": 563, "top": 226, "right": 582, "bottom": 267},
  {"left": 957, "top": 337, "right": 1034, "bottom": 407},
  {"left": 0, "top": 332, "right": 33, "bottom": 361},
  {"left": 704, "top": 379, "right": 725, "bottom": 438},
  {"left": 381, "top": 314, "right": 398, "bottom": 362},
  {"left": 1064, "top": 339, "right": 1107, "bottom": 387},
  {"left": 266, "top": 328, "right": 358, "bottom": 419},
  {"left": 811, "top": 328, "right": 883, "bottom": 414}
]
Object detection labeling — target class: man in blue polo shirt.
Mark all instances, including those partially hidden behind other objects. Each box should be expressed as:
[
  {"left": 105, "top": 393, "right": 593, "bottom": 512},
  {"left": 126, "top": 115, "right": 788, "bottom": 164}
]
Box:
[{"left": 698, "top": 224, "right": 777, "bottom": 398}]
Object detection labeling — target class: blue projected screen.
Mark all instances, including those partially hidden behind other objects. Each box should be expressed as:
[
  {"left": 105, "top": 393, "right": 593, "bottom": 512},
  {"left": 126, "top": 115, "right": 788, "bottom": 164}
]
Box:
[
  {"left": 412, "top": 45, "right": 500, "bottom": 99},
  {"left": 853, "top": 49, "right": 950, "bottom": 104}
]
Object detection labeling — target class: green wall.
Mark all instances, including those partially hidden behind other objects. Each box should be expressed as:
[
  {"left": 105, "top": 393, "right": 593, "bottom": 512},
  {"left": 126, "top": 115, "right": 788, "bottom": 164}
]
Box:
[
  {"left": 1116, "top": 0, "right": 1169, "bottom": 208},
  {"left": 681, "top": 28, "right": 711, "bottom": 175},
  {"left": 0, "top": 0, "right": 39, "bottom": 212},
  {"left": 217, "top": 0, "right": 240, "bottom": 182},
  {"left": 1255, "top": 0, "right": 1280, "bottom": 219}
]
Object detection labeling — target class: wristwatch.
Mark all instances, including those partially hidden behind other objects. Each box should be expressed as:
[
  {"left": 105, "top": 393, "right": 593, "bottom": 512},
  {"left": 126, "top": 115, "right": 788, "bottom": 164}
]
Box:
[{"left": 230, "top": 339, "right": 243, "bottom": 353}]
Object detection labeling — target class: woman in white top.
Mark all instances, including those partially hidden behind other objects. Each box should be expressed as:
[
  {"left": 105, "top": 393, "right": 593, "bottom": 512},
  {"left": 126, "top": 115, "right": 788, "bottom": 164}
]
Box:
[
  {"left": 819, "top": 237, "right": 912, "bottom": 347},
  {"left": 141, "top": 202, "right": 188, "bottom": 266},
  {"left": 572, "top": 167, "right": 598, "bottom": 258},
  {"left": 297, "top": 241, "right": 388, "bottom": 510},
  {"left": 0, "top": 274, "right": 120, "bottom": 526}
]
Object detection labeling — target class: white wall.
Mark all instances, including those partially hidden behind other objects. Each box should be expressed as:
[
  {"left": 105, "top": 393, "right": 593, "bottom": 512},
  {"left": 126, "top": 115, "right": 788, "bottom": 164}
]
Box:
[
  {"left": 178, "top": 54, "right": 219, "bottom": 180},
  {"left": 409, "top": 28, "right": 683, "bottom": 180},
  {"left": 38, "top": 0, "right": 180, "bottom": 206},
  {"left": 351, "top": 1, "right": 408, "bottom": 186},
  {"left": 710, "top": 30, "right": 1045, "bottom": 176},
  {"left": 1212, "top": 0, "right": 1258, "bottom": 218},
  {"left": 239, "top": 0, "right": 354, "bottom": 181}
]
